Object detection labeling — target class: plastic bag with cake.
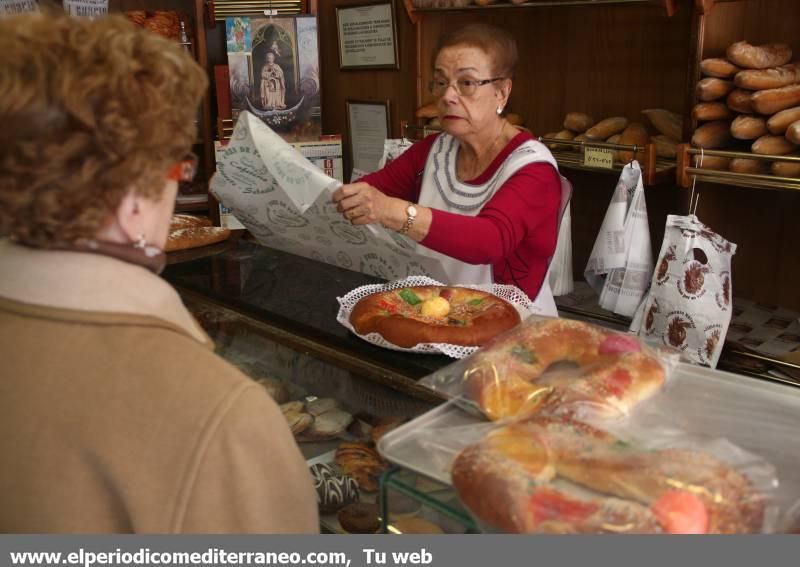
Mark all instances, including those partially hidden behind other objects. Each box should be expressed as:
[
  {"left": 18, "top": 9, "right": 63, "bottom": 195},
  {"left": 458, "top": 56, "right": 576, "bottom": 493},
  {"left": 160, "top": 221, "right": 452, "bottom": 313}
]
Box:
[
  {"left": 418, "top": 314, "right": 678, "bottom": 422},
  {"left": 630, "top": 214, "right": 737, "bottom": 368},
  {"left": 446, "top": 411, "right": 778, "bottom": 534}
]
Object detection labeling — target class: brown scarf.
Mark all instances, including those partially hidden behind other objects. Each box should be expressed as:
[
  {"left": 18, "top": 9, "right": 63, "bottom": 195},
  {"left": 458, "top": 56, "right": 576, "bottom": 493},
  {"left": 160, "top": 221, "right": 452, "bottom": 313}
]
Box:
[{"left": 27, "top": 239, "right": 167, "bottom": 275}]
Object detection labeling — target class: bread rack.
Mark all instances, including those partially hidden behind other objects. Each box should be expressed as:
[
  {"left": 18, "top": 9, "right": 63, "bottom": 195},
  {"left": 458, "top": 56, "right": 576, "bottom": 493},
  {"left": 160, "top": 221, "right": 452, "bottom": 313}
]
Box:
[
  {"left": 677, "top": 145, "right": 800, "bottom": 192},
  {"left": 400, "top": 121, "right": 675, "bottom": 186},
  {"left": 406, "top": 0, "right": 677, "bottom": 16}
]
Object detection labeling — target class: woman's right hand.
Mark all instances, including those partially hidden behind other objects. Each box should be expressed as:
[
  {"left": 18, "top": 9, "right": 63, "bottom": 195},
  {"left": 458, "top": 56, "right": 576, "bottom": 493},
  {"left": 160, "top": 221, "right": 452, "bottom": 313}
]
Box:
[{"left": 332, "top": 182, "right": 398, "bottom": 227}]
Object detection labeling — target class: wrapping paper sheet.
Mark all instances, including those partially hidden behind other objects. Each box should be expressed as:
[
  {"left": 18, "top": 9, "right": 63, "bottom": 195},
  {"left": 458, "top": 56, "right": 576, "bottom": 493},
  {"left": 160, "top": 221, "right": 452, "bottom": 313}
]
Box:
[
  {"left": 210, "top": 111, "right": 450, "bottom": 281},
  {"left": 585, "top": 162, "right": 653, "bottom": 317}
]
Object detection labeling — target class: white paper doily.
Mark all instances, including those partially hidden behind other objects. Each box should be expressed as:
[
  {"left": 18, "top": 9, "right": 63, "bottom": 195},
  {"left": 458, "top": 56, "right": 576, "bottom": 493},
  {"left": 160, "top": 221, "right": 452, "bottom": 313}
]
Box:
[{"left": 336, "top": 276, "right": 536, "bottom": 359}]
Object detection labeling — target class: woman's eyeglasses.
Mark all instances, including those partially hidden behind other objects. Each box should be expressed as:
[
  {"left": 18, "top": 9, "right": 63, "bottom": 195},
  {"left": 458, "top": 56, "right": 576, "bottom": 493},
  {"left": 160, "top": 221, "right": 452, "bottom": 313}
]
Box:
[
  {"left": 428, "top": 77, "right": 505, "bottom": 98},
  {"left": 167, "top": 152, "right": 199, "bottom": 182}
]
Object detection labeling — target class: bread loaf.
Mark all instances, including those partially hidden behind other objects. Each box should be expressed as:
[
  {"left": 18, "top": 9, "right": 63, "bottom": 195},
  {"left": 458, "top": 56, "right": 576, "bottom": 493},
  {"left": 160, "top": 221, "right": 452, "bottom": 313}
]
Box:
[
  {"left": 729, "top": 158, "right": 768, "bottom": 174},
  {"left": 694, "top": 155, "right": 730, "bottom": 171},
  {"left": 771, "top": 157, "right": 800, "bottom": 178},
  {"left": 573, "top": 133, "right": 592, "bottom": 149},
  {"left": 585, "top": 117, "right": 628, "bottom": 140},
  {"left": 786, "top": 120, "right": 800, "bottom": 145},
  {"left": 165, "top": 226, "right": 232, "bottom": 252},
  {"left": 415, "top": 102, "right": 438, "bottom": 119},
  {"left": 505, "top": 113, "right": 524, "bottom": 126},
  {"left": 726, "top": 41, "right": 792, "bottom": 70},
  {"left": 642, "top": 109, "right": 682, "bottom": 141},
  {"left": 727, "top": 89, "right": 755, "bottom": 113},
  {"left": 751, "top": 134, "right": 796, "bottom": 155},
  {"left": 697, "top": 78, "right": 734, "bottom": 101},
  {"left": 752, "top": 84, "right": 800, "bottom": 115},
  {"left": 545, "top": 129, "right": 575, "bottom": 151},
  {"left": 735, "top": 63, "right": 800, "bottom": 91},
  {"left": 692, "top": 121, "right": 732, "bottom": 149},
  {"left": 606, "top": 133, "right": 622, "bottom": 162},
  {"left": 693, "top": 102, "right": 732, "bottom": 122},
  {"left": 731, "top": 115, "right": 768, "bottom": 140},
  {"left": 700, "top": 58, "right": 740, "bottom": 79},
  {"left": 563, "top": 112, "right": 595, "bottom": 133},
  {"left": 653, "top": 135, "right": 678, "bottom": 158},
  {"left": 170, "top": 214, "right": 212, "bottom": 231},
  {"left": 618, "top": 122, "right": 651, "bottom": 162},
  {"left": 767, "top": 106, "right": 800, "bottom": 134}
]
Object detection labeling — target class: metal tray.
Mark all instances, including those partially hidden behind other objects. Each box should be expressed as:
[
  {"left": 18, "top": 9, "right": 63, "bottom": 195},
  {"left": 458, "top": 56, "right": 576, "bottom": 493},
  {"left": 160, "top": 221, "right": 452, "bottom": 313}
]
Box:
[{"left": 377, "top": 362, "right": 800, "bottom": 505}]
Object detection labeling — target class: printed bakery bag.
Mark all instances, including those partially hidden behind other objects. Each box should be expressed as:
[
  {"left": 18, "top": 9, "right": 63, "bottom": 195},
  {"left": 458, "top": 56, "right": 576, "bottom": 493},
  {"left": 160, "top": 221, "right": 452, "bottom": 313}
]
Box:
[
  {"left": 419, "top": 314, "right": 678, "bottom": 422},
  {"left": 433, "top": 411, "right": 778, "bottom": 534},
  {"left": 630, "top": 214, "right": 737, "bottom": 368}
]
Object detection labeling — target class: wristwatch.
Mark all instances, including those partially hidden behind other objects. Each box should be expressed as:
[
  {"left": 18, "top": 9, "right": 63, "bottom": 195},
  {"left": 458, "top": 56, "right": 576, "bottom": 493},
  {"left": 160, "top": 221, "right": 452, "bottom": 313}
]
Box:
[{"left": 398, "top": 203, "right": 417, "bottom": 235}]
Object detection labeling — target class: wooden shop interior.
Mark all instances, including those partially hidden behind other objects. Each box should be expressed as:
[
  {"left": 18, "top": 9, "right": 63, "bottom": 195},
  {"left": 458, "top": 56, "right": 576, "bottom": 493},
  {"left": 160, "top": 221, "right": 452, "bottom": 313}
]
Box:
[{"left": 106, "top": 0, "right": 800, "bottom": 533}]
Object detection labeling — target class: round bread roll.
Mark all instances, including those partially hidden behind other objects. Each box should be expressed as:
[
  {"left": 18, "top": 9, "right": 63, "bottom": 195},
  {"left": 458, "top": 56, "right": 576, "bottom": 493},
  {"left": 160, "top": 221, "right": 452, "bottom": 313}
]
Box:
[
  {"left": 337, "top": 503, "right": 380, "bottom": 534},
  {"left": 729, "top": 158, "right": 768, "bottom": 174},
  {"left": 697, "top": 78, "right": 734, "bottom": 101},
  {"left": 752, "top": 134, "right": 796, "bottom": 155},
  {"left": 731, "top": 115, "right": 768, "bottom": 140},
  {"left": 545, "top": 129, "right": 576, "bottom": 151},
  {"left": 771, "top": 157, "right": 800, "bottom": 178},
  {"left": 563, "top": 112, "right": 595, "bottom": 133},
  {"left": 786, "top": 120, "right": 800, "bottom": 145},
  {"left": 653, "top": 135, "right": 678, "bottom": 158},
  {"left": 700, "top": 58, "right": 740, "bottom": 79},
  {"left": 727, "top": 89, "right": 755, "bottom": 114},
  {"left": 694, "top": 155, "right": 731, "bottom": 171},
  {"left": 767, "top": 106, "right": 800, "bottom": 134},
  {"left": 692, "top": 121, "right": 732, "bottom": 149},
  {"left": 693, "top": 102, "right": 732, "bottom": 122}
]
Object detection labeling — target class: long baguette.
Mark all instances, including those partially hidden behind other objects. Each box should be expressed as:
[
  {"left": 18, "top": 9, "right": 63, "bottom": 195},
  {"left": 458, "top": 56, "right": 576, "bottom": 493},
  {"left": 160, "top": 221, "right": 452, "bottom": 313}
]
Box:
[
  {"left": 751, "top": 84, "right": 800, "bottom": 115},
  {"left": 165, "top": 226, "right": 232, "bottom": 252},
  {"left": 735, "top": 63, "right": 800, "bottom": 91},
  {"left": 729, "top": 158, "right": 768, "bottom": 174},
  {"left": 585, "top": 117, "right": 628, "bottom": 140},
  {"left": 726, "top": 41, "right": 792, "bottom": 70},
  {"left": 641, "top": 109, "right": 682, "bottom": 141}
]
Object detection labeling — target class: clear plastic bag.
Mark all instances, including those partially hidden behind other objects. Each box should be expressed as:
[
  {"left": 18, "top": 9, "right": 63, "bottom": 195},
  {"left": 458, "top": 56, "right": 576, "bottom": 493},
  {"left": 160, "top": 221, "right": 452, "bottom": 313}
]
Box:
[
  {"left": 419, "top": 315, "right": 678, "bottom": 421},
  {"left": 446, "top": 412, "right": 778, "bottom": 534}
]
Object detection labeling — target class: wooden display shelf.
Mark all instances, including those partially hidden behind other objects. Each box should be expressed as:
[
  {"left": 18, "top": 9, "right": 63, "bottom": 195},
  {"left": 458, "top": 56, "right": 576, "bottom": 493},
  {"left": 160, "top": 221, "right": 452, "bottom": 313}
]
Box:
[{"left": 677, "top": 145, "right": 800, "bottom": 192}]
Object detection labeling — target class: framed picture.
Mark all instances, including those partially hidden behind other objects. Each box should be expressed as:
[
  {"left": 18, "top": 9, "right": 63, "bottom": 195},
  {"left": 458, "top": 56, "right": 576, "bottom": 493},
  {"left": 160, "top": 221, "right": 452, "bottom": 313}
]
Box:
[
  {"left": 336, "top": 1, "right": 399, "bottom": 70},
  {"left": 225, "top": 16, "right": 322, "bottom": 142},
  {"left": 346, "top": 99, "right": 391, "bottom": 181}
]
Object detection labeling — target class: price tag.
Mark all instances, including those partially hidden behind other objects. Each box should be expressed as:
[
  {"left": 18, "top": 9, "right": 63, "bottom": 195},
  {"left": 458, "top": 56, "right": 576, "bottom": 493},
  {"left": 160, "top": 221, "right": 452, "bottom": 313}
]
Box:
[
  {"left": 583, "top": 147, "right": 615, "bottom": 170},
  {"left": 0, "top": 0, "right": 37, "bottom": 16},
  {"left": 63, "top": 0, "right": 107, "bottom": 17}
]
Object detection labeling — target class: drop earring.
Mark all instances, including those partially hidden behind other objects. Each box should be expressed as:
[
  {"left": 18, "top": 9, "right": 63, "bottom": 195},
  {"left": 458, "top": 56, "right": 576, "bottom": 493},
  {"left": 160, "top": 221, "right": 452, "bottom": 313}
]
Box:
[{"left": 496, "top": 106, "right": 503, "bottom": 115}]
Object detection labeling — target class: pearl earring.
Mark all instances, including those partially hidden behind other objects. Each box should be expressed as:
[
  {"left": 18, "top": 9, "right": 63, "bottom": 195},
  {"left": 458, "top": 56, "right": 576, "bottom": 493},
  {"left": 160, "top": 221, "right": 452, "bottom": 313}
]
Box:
[
  {"left": 496, "top": 107, "right": 503, "bottom": 115},
  {"left": 134, "top": 233, "right": 146, "bottom": 249}
]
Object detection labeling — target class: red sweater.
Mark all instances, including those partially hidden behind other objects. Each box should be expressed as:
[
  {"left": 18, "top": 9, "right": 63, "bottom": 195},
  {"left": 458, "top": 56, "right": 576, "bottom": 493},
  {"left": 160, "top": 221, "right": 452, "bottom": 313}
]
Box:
[{"left": 360, "top": 131, "right": 561, "bottom": 300}]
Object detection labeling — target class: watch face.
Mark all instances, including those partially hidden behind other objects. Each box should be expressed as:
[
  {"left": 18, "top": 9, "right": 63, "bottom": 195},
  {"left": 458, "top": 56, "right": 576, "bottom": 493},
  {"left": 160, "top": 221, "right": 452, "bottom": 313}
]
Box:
[{"left": 407, "top": 204, "right": 418, "bottom": 217}]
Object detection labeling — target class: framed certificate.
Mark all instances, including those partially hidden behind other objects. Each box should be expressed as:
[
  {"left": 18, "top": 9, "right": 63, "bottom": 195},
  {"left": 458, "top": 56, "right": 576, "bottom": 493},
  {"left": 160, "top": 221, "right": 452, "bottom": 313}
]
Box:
[
  {"left": 336, "top": 1, "right": 399, "bottom": 70},
  {"left": 346, "top": 99, "right": 391, "bottom": 181}
]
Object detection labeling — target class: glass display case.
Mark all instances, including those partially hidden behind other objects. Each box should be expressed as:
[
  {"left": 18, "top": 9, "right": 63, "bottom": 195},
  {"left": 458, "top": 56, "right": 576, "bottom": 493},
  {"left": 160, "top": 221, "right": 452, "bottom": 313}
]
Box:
[{"left": 164, "top": 239, "right": 457, "bottom": 533}]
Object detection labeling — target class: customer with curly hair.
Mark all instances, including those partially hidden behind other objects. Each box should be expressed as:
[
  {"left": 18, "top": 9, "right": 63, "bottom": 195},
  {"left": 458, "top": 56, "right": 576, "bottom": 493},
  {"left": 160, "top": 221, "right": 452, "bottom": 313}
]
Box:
[{"left": 0, "top": 12, "right": 318, "bottom": 533}]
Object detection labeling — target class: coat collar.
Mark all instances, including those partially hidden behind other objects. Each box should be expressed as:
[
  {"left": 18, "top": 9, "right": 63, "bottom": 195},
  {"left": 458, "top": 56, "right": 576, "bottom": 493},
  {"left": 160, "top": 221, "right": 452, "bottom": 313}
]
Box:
[{"left": 0, "top": 239, "right": 210, "bottom": 345}]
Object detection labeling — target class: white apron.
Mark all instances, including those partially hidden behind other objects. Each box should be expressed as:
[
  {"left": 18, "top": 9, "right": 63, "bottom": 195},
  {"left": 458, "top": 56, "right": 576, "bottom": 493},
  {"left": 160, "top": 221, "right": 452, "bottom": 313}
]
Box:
[{"left": 415, "top": 133, "right": 571, "bottom": 317}]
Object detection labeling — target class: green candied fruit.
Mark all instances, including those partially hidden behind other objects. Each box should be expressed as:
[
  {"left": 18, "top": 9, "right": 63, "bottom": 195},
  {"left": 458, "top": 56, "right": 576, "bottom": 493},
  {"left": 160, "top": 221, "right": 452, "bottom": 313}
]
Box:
[
  {"left": 511, "top": 344, "right": 538, "bottom": 364},
  {"left": 399, "top": 288, "right": 422, "bottom": 306}
]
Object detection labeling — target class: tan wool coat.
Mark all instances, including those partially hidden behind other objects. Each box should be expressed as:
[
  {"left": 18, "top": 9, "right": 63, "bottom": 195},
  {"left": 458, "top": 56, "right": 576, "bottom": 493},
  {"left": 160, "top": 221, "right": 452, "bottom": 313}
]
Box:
[{"left": 0, "top": 240, "right": 319, "bottom": 533}]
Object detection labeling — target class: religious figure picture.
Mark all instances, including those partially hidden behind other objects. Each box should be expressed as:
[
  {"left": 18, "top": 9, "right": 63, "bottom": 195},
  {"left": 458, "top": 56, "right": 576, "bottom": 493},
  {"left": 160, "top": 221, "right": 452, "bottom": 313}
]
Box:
[{"left": 225, "top": 16, "right": 321, "bottom": 142}]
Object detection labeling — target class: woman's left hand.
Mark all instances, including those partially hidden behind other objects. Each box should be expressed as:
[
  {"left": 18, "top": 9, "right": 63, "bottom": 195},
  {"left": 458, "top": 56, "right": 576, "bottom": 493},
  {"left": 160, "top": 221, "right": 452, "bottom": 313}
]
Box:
[{"left": 332, "top": 182, "right": 395, "bottom": 226}]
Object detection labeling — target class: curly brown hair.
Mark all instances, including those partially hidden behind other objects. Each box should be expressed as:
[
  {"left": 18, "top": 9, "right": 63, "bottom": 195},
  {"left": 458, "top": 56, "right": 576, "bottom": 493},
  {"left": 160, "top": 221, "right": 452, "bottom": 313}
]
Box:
[
  {"left": 432, "top": 23, "right": 518, "bottom": 79},
  {"left": 0, "top": 12, "right": 208, "bottom": 247}
]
